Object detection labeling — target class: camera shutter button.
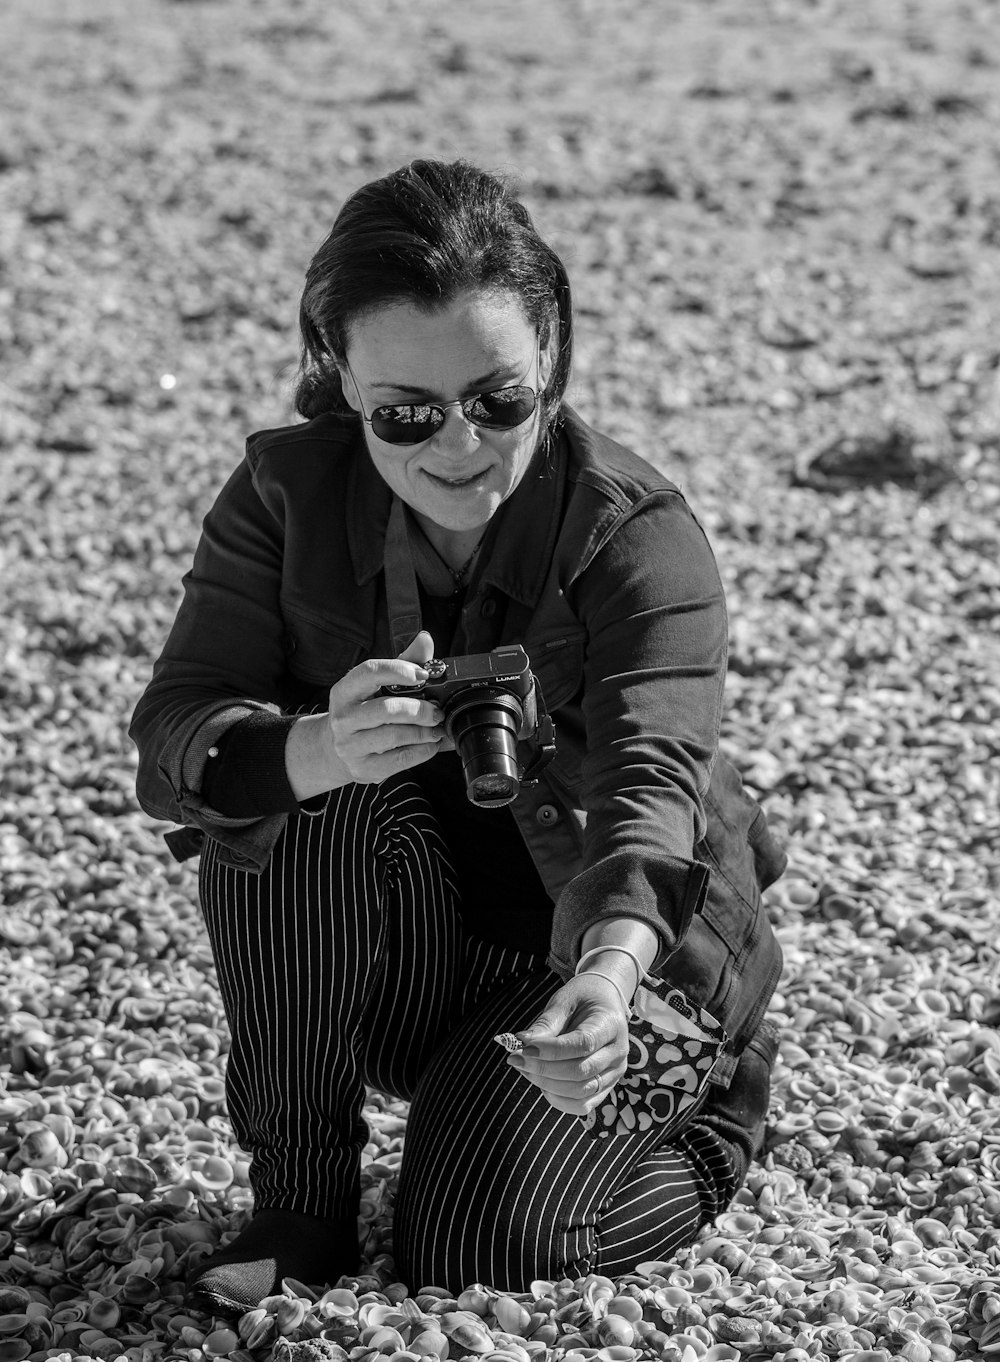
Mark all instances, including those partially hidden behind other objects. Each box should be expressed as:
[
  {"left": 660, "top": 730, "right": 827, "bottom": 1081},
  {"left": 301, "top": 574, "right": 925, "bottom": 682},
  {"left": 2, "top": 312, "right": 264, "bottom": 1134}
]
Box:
[{"left": 536, "top": 804, "right": 560, "bottom": 827}]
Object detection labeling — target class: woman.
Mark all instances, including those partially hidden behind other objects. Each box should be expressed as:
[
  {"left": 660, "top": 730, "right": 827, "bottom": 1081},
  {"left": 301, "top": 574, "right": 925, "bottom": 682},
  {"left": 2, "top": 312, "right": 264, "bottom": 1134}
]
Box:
[{"left": 131, "top": 158, "right": 785, "bottom": 1312}]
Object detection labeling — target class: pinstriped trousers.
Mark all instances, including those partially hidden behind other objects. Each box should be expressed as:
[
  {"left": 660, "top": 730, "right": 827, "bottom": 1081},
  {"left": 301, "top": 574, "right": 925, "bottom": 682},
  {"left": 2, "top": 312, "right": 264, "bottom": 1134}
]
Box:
[{"left": 198, "top": 776, "right": 742, "bottom": 1291}]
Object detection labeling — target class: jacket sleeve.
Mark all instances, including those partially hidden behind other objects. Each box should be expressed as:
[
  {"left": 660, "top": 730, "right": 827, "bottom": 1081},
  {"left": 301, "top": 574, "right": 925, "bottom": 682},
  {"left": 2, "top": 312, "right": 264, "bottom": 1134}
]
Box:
[
  {"left": 129, "top": 457, "right": 305, "bottom": 863},
  {"left": 548, "top": 489, "right": 727, "bottom": 974}
]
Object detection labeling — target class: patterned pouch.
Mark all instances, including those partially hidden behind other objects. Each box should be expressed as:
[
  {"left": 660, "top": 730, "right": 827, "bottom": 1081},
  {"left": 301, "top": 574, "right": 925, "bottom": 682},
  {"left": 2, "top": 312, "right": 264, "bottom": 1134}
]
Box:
[{"left": 583, "top": 978, "right": 728, "bottom": 1139}]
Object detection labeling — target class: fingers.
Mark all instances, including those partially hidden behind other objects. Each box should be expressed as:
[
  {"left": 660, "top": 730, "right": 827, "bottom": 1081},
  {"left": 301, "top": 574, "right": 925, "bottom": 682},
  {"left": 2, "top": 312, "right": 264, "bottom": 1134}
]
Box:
[
  {"left": 366, "top": 722, "right": 445, "bottom": 753},
  {"left": 515, "top": 1027, "right": 605, "bottom": 1062},
  {"left": 504, "top": 980, "right": 631, "bottom": 1114},
  {"left": 332, "top": 656, "right": 432, "bottom": 707},
  {"left": 507, "top": 1040, "right": 626, "bottom": 1090},
  {"left": 397, "top": 629, "right": 435, "bottom": 665},
  {"left": 344, "top": 733, "right": 448, "bottom": 784},
  {"left": 321, "top": 642, "right": 449, "bottom": 784},
  {"left": 508, "top": 1055, "right": 624, "bottom": 1100},
  {"left": 353, "top": 696, "right": 443, "bottom": 732}
]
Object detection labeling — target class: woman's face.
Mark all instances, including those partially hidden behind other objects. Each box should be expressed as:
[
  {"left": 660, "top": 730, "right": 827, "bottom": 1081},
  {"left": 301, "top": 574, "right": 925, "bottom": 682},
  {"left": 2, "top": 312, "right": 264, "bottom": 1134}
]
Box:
[{"left": 337, "top": 289, "right": 554, "bottom": 545}]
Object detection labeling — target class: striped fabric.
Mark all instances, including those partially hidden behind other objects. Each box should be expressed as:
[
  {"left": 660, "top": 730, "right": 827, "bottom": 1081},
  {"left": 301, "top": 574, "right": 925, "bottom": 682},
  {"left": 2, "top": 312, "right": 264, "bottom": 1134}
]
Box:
[{"left": 198, "top": 776, "right": 742, "bottom": 1291}]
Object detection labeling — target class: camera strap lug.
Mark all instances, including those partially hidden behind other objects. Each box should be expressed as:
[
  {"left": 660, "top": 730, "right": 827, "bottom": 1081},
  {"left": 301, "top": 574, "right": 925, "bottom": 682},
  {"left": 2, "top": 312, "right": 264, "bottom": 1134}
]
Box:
[{"left": 520, "top": 677, "right": 557, "bottom": 782}]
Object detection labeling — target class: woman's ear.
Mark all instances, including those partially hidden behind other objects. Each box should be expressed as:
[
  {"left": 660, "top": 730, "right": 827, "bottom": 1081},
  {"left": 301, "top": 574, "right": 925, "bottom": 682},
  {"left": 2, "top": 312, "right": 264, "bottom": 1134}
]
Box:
[
  {"left": 539, "top": 330, "right": 555, "bottom": 392},
  {"left": 335, "top": 359, "right": 362, "bottom": 415},
  {"left": 539, "top": 316, "right": 559, "bottom": 390}
]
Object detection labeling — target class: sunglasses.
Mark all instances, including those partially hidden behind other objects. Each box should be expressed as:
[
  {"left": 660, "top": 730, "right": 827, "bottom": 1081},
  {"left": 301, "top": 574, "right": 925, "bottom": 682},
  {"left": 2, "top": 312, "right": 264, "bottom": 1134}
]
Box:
[{"left": 345, "top": 345, "right": 540, "bottom": 447}]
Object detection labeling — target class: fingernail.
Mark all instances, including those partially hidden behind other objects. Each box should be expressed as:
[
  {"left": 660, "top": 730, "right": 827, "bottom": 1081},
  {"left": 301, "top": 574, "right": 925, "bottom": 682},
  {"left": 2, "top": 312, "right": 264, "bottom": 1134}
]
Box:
[
  {"left": 506, "top": 1054, "right": 524, "bottom": 1069},
  {"left": 520, "top": 1045, "right": 539, "bottom": 1058}
]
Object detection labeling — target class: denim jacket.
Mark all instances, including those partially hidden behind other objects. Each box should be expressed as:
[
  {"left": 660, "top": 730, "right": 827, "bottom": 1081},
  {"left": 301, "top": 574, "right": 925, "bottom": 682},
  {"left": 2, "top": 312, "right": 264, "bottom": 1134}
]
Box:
[{"left": 130, "top": 407, "right": 785, "bottom": 1064}]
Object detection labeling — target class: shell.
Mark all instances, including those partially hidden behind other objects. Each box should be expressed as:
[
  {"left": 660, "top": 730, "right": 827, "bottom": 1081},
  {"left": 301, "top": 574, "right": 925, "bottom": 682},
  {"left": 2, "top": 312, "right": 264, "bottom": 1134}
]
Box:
[
  {"left": 493, "top": 1298, "right": 531, "bottom": 1336},
  {"left": 444, "top": 1320, "right": 493, "bottom": 1353},
  {"left": 274, "top": 1298, "right": 309, "bottom": 1335},
  {"left": 203, "top": 1327, "right": 241, "bottom": 1356},
  {"left": 606, "top": 1297, "right": 643, "bottom": 1324},
  {"left": 409, "top": 1331, "right": 449, "bottom": 1358},
  {"left": 365, "top": 1326, "right": 407, "bottom": 1353},
  {"left": 244, "top": 1313, "right": 279, "bottom": 1350},
  {"left": 457, "top": 1288, "right": 491, "bottom": 1317},
  {"left": 85, "top": 1298, "right": 121, "bottom": 1331},
  {"left": 597, "top": 1316, "right": 634, "bottom": 1347},
  {"left": 319, "top": 1288, "right": 362, "bottom": 1318},
  {"left": 18, "top": 1128, "right": 67, "bottom": 1168}
]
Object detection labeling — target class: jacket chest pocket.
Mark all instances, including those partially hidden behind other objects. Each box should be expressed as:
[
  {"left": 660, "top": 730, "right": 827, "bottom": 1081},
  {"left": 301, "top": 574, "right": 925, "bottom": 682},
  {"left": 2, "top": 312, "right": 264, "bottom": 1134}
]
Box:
[
  {"left": 527, "top": 627, "right": 587, "bottom": 713},
  {"left": 282, "top": 601, "right": 369, "bottom": 686},
  {"left": 526, "top": 627, "right": 587, "bottom": 789}
]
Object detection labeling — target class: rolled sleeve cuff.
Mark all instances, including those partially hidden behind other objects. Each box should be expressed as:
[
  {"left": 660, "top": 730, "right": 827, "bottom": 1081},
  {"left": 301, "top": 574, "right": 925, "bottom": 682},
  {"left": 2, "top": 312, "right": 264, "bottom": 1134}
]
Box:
[
  {"left": 199, "top": 711, "right": 300, "bottom": 817},
  {"left": 179, "top": 703, "right": 279, "bottom": 794},
  {"left": 547, "top": 853, "right": 711, "bottom": 980},
  {"left": 158, "top": 700, "right": 331, "bottom": 871}
]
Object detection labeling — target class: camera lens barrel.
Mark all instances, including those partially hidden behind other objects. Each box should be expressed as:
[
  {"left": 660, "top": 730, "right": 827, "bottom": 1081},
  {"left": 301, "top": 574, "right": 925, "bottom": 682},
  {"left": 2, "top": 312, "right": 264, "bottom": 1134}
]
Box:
[{"left": 445, "top": 691, "right": 525, "bottom": 808}]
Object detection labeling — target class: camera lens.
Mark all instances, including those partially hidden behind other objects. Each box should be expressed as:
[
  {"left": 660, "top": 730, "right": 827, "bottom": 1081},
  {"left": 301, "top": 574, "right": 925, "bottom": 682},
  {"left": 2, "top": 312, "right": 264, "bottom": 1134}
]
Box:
[
  {"left": 445, "top": 691, "right": 524, "bottom": 808},
  {"left": 468, "top": 772, "right": 518, "bottom": 804}
]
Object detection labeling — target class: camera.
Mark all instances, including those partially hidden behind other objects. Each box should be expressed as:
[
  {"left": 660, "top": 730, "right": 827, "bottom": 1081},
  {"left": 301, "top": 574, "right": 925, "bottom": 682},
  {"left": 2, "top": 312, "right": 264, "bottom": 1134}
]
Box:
[{"left": 384, "top": 644, "right": 555, "bottom": 808}]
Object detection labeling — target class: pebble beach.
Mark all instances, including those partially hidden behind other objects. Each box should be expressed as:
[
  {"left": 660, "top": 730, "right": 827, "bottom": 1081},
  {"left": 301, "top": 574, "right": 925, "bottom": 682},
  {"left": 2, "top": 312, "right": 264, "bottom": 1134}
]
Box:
[{"left": 1, "top": 2, "right": 998, "bottom": 1361}]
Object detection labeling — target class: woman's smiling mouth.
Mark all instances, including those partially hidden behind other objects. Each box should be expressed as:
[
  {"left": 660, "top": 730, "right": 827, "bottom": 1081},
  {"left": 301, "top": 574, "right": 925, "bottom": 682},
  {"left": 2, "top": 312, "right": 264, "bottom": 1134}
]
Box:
[{"left": 425, "top": 469, "right": 490, "bottom": 488}]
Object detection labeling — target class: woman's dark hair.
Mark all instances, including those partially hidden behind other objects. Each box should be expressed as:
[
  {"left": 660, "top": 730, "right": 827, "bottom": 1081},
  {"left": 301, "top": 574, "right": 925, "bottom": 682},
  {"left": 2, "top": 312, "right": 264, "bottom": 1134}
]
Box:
[{"left": 294, "top": 159, "right": 573, "bottom": 428}]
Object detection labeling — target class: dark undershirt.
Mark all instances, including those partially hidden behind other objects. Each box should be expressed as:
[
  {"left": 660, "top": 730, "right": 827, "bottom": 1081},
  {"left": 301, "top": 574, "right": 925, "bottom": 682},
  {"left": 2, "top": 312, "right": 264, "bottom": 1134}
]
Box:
[{"left": 198, "top": 585, "right": 554, "bottom": 956}]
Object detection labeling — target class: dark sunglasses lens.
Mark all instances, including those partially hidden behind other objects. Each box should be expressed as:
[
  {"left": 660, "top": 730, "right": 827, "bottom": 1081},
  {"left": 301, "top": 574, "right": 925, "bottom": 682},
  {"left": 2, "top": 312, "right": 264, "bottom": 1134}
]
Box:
[
  {"left": 468, "top": 386, "right": 537, "bottom": 429},
  {"left": 371, "top": 404, "right": 445, "bottom": 445}
]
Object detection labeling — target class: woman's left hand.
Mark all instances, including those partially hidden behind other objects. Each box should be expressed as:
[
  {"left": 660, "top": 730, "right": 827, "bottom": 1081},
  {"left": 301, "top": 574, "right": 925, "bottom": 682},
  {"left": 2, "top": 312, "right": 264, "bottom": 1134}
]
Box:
[{"left": 505, "top": 974, "right": 630, "bottom": 1116}]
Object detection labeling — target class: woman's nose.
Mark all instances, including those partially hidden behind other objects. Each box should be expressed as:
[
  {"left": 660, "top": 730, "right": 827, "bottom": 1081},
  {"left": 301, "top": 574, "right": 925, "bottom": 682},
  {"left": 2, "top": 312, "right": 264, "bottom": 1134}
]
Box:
[{"left": 432, "top": 402, "right": 480, "bottom": 456}]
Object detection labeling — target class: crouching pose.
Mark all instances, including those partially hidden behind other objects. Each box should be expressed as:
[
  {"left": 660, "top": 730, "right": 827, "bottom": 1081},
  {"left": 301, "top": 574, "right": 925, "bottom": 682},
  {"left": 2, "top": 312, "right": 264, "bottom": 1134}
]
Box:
[{"left": 131, "top": 158, "right": 785, "bottom": 1313}]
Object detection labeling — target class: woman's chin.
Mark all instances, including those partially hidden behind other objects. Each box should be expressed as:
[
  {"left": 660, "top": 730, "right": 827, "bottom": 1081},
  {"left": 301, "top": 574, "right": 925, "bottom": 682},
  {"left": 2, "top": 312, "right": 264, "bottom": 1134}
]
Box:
[{"left": 416, "top": 484, "right": 503, "bottom": 533}]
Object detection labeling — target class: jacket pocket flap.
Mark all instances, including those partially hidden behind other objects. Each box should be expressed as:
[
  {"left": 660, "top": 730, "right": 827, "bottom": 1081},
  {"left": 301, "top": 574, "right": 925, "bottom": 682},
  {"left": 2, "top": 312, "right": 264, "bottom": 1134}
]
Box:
[
  {"left": 282, "top": 602, "right": 368, "bottom": 685},
  {"left": 526, "top": 627, "right": 587, "bottom": 712}
]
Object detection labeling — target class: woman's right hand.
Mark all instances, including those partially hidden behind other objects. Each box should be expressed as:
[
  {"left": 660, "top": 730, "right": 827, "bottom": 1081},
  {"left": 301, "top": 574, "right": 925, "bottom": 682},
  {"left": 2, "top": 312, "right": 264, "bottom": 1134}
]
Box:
[{"left": 285, "top": 631, "right": 449, "bottom": 799}]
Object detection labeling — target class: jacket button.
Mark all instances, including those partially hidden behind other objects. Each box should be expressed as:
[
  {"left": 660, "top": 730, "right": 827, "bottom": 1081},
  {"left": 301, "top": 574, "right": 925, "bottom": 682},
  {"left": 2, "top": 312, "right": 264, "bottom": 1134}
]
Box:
[
  {"left": 229, "top": 851, "right": 250, "bottom": 864},
  {"left": 536, "top": 804, "right": 559, "bottom": 827},
  {"left": 480, "top": 597, "right": 497, "bottom": 619}
]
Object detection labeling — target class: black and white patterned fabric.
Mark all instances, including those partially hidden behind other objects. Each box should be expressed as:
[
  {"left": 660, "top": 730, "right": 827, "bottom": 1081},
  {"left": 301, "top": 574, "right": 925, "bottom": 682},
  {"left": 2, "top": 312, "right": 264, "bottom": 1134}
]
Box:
[{"left": 584, "top": 983, "right": 727, "bottom": 1139}]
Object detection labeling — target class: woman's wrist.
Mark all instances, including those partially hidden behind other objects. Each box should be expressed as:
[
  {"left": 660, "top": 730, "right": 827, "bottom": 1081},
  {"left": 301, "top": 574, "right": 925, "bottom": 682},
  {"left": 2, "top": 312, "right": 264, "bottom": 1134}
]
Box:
[
  {"left": 577, "top": 919, "right": 660, "bottom": 1004},
  {"left": 575, "top": 967, "right": 632, "bottom": 1018},
  {"left": 284, "top": 714, "right": 349, "bottom": 802}
]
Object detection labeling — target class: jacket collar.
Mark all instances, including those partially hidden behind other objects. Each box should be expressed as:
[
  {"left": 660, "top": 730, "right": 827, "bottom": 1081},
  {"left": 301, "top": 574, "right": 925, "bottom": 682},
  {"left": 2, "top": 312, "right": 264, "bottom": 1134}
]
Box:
[
  {"left": 475, "top": 428, "right": 566, "bottom": 608},
  {"left": 345, "top": 417, "right": 569, "bottom": 609}
]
